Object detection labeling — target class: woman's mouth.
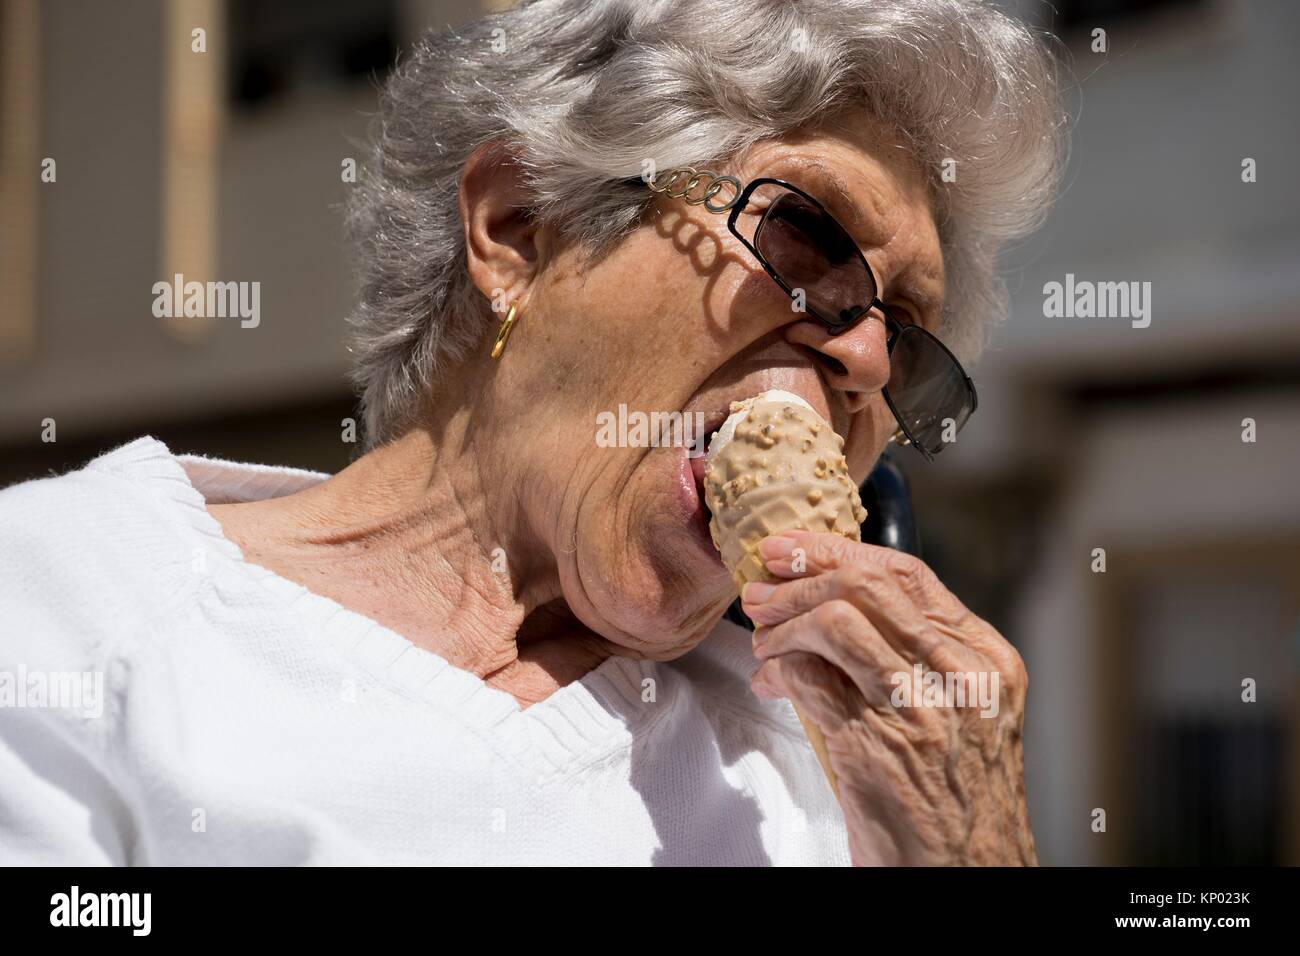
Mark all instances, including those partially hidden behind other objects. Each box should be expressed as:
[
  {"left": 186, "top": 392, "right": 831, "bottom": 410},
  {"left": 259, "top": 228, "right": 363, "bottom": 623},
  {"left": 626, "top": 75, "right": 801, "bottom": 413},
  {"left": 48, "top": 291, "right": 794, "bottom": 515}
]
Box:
[
  {"left": 679, "top": 414, "right": 727, "bottom": 561},
  {"left": 687, "top": 412, "right": 727, "bottom": 489}
]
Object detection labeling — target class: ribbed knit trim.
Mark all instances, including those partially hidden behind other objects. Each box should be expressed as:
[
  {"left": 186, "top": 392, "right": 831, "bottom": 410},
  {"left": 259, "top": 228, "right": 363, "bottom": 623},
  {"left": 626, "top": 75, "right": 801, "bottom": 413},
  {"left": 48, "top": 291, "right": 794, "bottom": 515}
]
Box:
[{"left": 88, "top": 436, "right": 757, "bottom": 778}]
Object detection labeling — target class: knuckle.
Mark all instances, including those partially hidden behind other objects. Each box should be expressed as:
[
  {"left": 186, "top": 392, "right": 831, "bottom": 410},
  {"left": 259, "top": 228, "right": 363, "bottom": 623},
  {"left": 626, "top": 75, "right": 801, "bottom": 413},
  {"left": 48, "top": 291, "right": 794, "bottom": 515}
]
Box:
[
  {"left": 796, "top": 572, "right": 833, "bottom": 610},
  {"left": 814, "top": 599, "right": 862, "bottom": 641},
  {"left": 976, "top": 630, "right": 1028, "bottom": 698},
  {"left": 884, "top": 549, "right": 931, "bottom": 590},
  {"left": 840, "top": 562, "right": 881, "bottom": 605},
  {"left": 1001, "top": 642, "right": 1029, "bottom": 691},
  {"left": 785, "top": 650, "right": 829, "bottom": 689},
  {"left": 751, "top": 658, "right": 777, "bottom": 685},
  {"left": 769, "top": 578, "right": 806, "bottom": 614},
  {"left": 923, "top": 640, "right": 962, "bottom": 675},
  {"left": 811, "top": 532, "right": 858, "bottom": 566},
  {"left": 908, "top": 709, "right": 951, "bottom": 750}
]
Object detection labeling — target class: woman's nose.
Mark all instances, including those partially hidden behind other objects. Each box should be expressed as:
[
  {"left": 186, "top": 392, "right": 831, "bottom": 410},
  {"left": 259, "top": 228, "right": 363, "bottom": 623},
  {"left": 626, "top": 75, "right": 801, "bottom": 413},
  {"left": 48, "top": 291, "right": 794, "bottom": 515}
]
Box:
[{"left": 782, "top": 311, "right": 891, "bottom": 414}]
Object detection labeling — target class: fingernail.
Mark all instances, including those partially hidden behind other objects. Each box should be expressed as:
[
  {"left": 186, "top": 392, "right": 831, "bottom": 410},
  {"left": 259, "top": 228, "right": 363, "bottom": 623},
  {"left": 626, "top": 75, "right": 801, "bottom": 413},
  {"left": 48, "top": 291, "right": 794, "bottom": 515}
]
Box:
[
  {"left": 759, "top": 535, "right": 796, "bottom": 559},
  {"left": 742, "top": 581, "right": 776, "bottom": 604}
]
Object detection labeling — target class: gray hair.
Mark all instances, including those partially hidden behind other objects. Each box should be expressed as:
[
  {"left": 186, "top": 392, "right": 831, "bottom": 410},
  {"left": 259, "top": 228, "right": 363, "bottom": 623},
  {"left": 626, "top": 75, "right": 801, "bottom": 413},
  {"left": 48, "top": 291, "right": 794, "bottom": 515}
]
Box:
[{"left": 346, "top": 0, "right": 1068, "bottom": 444}]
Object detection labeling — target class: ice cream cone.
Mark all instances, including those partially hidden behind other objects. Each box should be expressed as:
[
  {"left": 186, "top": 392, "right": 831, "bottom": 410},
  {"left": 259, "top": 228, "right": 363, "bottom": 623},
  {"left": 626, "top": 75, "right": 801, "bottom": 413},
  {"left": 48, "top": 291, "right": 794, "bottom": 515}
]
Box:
[
  {"left": 703, "top": 389, "right": 866, "bottom": 800},
  {"left": 739, "top": 559, "right": 842, "bottom": 799}
]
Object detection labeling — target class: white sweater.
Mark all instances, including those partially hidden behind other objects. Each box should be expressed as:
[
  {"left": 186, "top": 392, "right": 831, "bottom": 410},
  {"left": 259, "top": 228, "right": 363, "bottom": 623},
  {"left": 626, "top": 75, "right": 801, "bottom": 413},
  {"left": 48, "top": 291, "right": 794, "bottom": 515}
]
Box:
[{"left": 0, "top": 438, "right": 849, "bottom": 866}]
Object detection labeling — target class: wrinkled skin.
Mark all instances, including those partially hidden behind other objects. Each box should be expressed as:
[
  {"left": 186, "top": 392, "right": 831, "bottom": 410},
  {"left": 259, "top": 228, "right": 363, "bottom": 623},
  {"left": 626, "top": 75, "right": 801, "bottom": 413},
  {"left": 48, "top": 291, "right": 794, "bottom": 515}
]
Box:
[
  {"left": 743, "top": 531, "right": 1035, "bottom": 865},
  {"left": 211, "top": 111, "right": 1037, "bottom": 865}
]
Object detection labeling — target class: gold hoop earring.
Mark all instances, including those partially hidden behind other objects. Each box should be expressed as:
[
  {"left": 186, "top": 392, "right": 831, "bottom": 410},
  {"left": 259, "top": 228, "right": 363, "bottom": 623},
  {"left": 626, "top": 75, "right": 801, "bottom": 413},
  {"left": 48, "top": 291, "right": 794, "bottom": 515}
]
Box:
[{"left": 490, "top": 302, "right": 521, "bottom": 360}]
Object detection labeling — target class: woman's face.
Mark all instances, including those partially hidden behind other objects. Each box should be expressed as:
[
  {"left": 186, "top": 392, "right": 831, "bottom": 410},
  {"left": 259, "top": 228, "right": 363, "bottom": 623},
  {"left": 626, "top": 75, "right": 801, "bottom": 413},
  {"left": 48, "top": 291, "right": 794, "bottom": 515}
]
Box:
[{"left": 478, "top": 118, "right": 945, "bottom": 659}]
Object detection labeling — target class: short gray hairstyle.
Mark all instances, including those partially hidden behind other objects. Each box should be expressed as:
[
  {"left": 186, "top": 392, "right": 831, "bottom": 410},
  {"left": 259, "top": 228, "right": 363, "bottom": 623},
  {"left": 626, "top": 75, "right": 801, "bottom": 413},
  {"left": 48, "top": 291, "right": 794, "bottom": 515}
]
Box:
[{"left": 347, "top": 0, "right": 1067, "bottom": 444}]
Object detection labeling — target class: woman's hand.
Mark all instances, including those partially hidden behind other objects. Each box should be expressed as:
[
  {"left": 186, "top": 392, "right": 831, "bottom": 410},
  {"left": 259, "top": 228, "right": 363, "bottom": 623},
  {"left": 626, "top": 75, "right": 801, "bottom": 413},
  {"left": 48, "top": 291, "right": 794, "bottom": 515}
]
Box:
[{"left": 741, "top": 530, "right": 1036, "bottom": 866}]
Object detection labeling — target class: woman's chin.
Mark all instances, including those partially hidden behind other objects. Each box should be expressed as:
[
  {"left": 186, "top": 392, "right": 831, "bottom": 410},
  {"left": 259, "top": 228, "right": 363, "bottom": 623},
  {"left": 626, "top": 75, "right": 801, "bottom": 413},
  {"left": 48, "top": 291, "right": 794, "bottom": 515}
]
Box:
[
  {"left": 612, "top": 597, "right": 733, "bottom": 661},
  {"left": 576, "top": 450, "right": 735, "bottom": 648}
]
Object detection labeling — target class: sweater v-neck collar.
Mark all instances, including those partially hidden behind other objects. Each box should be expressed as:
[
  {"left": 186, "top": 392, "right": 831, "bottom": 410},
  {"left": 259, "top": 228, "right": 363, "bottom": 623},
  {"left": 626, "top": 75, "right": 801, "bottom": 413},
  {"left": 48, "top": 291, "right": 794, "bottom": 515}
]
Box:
[{"left": 95, "top": 436, "right": 757, "bottom": 780}]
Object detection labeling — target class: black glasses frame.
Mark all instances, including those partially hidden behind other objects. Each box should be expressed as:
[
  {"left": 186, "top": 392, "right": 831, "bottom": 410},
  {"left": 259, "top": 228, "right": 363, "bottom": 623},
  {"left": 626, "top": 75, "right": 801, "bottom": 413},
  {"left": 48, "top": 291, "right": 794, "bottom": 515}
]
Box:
[
  {"left": 727, "top": 177, "right": 884, "bottom": 334},
  {"left": 646, "top": 168, "right": 978, "bottom": 461}
]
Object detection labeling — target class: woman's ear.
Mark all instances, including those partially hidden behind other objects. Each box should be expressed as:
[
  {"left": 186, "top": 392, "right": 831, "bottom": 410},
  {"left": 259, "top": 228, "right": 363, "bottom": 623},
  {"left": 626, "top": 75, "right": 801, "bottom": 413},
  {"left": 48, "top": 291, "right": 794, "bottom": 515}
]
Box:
[{"left": 459, "top": 142, "right": 544, "bottom": 306}]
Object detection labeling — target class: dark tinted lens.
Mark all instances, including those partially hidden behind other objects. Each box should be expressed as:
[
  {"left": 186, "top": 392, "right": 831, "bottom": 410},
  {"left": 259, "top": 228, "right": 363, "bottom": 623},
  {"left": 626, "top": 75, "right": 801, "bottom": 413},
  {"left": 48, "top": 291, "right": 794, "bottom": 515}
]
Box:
[
  {"left": 755, "top": 191, "right": 875, "bottom": 330},
  {"left": 885, "top": 326, "right": 974, "bottom": 455}
]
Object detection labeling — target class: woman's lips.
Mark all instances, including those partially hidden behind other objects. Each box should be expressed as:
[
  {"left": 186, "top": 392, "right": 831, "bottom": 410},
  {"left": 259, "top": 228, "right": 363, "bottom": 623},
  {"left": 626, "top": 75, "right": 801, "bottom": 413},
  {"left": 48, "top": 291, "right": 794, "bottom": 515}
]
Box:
[
  {"left": 685, "top": 413, "right": 727, "bottom": 515},
  {"left": 675, "top": 444, "right": 723, "bottom": 566},
  {"left": 688, "top": 449, "right": 708, "bottom": 490}
]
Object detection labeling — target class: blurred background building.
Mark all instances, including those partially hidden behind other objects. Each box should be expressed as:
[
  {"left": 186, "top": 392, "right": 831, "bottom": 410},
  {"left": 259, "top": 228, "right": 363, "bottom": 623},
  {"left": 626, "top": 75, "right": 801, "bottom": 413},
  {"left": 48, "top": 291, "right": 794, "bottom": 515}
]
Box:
[{"left": 1, "top": 0, "right": 1296, "bottom": 864}]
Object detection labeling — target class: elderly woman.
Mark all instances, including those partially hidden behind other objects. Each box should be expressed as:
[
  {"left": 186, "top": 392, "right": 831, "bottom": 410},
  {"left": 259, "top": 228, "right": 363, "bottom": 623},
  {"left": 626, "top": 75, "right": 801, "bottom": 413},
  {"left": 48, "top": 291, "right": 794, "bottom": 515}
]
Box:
[{"left": 0, "top": 0, "right": 1063, "bottom": 865}]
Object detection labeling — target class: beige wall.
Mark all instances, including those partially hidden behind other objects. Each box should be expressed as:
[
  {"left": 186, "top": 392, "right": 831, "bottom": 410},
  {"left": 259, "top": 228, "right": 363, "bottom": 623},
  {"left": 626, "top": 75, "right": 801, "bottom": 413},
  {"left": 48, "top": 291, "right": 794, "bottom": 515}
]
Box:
[{"left": 0, "top": 0, "right": 484, "bottom": 447}]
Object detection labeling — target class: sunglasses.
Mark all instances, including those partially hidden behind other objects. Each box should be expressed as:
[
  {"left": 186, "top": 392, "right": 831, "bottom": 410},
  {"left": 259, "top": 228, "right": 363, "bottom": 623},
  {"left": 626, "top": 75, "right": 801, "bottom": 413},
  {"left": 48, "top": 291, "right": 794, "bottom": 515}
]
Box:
[{"left": 645, "top": 166, "right": 977, "bottom": 460}]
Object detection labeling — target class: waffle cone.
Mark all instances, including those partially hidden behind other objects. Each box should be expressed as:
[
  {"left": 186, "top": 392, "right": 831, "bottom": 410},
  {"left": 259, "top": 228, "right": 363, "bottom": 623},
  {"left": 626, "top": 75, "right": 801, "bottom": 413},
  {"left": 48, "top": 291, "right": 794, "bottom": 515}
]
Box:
[
  {"left": 703, "top": 392, "right": 866, "bottom": 800},
  {"left": 734, "top": 559, "right": 842, "bottom": 799}
]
